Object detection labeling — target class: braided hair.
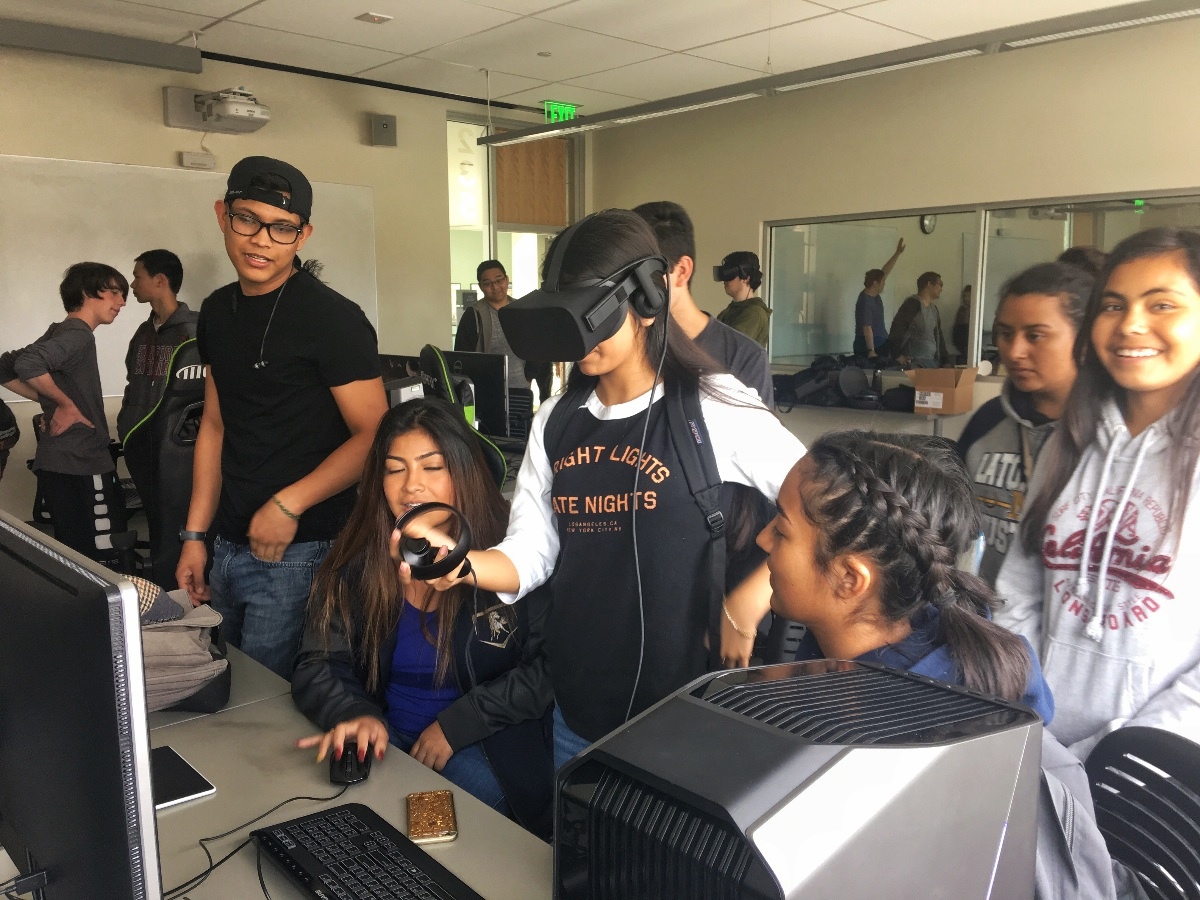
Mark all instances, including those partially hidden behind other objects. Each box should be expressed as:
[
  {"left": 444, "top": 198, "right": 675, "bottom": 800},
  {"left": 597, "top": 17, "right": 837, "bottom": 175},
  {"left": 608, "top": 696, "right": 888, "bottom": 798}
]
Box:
[{"left": 799, "top": 431, "right": 1032, "bottom": 703}]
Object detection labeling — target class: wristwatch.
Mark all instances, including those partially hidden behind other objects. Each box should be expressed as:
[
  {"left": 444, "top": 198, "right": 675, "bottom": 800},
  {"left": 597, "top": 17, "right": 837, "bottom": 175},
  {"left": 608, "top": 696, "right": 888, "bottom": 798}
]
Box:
[{"left": 179, "top": 529, "right": 207, "bottom": 543}]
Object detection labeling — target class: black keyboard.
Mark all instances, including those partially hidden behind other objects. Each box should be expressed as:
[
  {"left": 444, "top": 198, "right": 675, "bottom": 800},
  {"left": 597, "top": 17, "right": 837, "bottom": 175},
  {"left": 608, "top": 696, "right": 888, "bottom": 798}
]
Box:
[{"left": 252, "top": 802, "right": 484, "bottom": 900}]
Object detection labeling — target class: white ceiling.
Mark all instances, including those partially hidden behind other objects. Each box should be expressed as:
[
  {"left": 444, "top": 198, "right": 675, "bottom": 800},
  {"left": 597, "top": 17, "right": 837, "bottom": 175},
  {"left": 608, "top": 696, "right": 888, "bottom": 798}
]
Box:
[{"left": 0, "top": 0, "right": 1147, "bottom": 114}]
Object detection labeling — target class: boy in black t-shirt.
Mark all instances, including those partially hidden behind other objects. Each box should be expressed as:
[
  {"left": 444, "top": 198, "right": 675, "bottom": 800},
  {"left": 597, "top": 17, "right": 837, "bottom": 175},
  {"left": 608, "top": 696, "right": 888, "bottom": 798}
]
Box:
[{"left": 177, "top": 156, "right": 388, "bottom": 678}]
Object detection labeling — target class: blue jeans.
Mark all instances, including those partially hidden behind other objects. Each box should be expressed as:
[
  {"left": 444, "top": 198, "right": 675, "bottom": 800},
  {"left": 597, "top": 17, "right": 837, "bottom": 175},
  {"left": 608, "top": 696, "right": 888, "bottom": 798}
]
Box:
[
  {"left": 208, "top": 535, "right": 329, "bottom": 679},
  {"left": 553, "top": 705, "right": 591, "bottom": 771},
  {"left": 390, "top": 726, "right": 509, "bottom": 815}
]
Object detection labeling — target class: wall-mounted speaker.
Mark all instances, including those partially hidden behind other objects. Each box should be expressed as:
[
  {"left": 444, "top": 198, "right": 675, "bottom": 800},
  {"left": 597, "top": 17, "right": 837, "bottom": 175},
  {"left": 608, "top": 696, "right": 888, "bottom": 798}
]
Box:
[{"left": 369, "top": 113, "right": 397, "bottom": 147}]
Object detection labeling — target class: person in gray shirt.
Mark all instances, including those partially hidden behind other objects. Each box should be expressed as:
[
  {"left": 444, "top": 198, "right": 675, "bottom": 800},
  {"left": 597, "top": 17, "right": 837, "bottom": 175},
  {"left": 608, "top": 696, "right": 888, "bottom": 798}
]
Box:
[
  {"left": 0, "top": 262, "right": 128, "bottom": 558},
  {"left": 888, "top": 271, "right": 949, "bottom": 367}
]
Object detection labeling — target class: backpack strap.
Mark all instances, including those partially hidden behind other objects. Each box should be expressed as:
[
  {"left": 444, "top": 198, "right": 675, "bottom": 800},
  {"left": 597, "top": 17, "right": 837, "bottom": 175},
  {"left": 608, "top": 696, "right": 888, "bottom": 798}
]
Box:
[
  {"left": 541, "top": 382, "right": 592, "bottom": 465},
  {"left": 665, "top": 381, "right": 727, "bottom": 670}
]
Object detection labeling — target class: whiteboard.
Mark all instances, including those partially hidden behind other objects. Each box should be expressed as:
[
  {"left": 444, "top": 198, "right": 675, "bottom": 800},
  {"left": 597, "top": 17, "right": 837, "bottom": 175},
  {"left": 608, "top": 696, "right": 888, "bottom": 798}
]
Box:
[{"left": 0, "top": 155, "right": 377, "bottom": 396}]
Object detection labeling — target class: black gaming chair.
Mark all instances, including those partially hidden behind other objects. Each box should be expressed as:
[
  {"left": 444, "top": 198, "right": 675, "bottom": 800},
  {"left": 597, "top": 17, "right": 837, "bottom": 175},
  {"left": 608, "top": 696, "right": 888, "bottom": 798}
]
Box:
[{"left": 121, "top": 339, "right": 205, "bottom": 589}]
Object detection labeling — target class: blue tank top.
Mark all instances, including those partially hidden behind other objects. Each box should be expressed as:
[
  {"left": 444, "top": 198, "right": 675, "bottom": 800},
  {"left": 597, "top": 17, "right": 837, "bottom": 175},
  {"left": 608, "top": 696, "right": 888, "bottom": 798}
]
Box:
[{"left": 384, "top": 600, "right": 461, "bottom": 740}]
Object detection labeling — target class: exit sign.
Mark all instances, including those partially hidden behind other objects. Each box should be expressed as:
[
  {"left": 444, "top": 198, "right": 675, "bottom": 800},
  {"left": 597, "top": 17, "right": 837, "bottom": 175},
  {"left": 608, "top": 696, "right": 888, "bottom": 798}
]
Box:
[{"left": 544, "top": 100, "right": 577, "bottom": 123}]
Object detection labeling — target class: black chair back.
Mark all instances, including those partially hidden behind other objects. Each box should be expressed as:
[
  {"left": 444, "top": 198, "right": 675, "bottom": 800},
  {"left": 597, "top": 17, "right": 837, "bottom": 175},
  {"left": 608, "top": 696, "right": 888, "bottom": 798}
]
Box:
[{"left": 1086, "top": 726, "right": 1200, "bottom": 900}]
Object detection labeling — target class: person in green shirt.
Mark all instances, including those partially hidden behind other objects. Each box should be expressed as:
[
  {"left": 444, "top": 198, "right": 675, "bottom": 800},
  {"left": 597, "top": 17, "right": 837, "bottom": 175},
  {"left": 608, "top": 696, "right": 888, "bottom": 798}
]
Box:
[{"left": 714, "top": 251, "right": 770, "bottom": 347}]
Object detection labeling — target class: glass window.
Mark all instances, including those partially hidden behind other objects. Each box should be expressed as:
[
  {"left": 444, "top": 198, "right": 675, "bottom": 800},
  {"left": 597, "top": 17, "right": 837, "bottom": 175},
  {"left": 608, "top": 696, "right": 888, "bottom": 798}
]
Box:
[{"left": 767, "top": 211, "right": 977, "bottom": 366}]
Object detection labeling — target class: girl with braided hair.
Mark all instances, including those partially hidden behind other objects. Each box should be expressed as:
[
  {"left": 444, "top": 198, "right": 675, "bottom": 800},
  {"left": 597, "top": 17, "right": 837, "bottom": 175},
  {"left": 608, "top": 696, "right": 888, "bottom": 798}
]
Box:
[{"left": 758, "top": 430, "right": 1053, "bottom": 719}]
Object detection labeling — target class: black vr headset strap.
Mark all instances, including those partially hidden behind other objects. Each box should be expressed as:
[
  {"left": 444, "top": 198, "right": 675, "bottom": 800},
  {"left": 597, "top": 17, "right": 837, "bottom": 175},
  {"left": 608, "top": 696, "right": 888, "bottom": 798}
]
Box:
[
  {"left": 543, "top": 217, "right": 590, "bottom": 290},
  {"left": 665, "top": 381, "right": 727, "bottom": 671}
]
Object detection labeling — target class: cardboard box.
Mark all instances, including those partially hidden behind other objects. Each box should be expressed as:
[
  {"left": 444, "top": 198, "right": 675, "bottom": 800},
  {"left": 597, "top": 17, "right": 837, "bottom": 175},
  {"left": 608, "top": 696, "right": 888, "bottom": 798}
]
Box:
[{"left": 908, "top": 367, "right": 977, "bottom": 415}]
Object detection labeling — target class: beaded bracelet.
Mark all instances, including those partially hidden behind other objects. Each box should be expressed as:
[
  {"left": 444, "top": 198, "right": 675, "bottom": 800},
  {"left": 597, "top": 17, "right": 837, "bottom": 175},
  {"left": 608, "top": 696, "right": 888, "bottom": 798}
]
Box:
[{"left": 272, "top": 494, "right": 301, "bottom": 521}]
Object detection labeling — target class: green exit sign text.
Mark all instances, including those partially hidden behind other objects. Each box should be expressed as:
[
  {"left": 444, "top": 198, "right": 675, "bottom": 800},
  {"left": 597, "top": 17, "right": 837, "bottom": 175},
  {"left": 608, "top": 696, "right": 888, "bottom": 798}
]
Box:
[{"left": 544, "top": 100, "right": 577, "bottom": 123}]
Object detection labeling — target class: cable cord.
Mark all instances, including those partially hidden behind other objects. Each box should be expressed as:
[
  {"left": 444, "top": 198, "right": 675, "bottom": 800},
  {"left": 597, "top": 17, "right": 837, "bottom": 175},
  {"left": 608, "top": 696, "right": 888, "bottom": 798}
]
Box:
[
  {"left": 623, "top": 316, "right": 672, "bottom": 724},
  {"left": 163, "top": 784, "right": 348, "bottom": 899}
]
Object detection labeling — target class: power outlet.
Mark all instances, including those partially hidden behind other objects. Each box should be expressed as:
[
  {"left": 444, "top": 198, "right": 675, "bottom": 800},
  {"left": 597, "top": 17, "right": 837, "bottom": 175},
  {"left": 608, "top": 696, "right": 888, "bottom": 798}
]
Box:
[{"left": 179, "top": 151, "right": 216, "bottom": 170}]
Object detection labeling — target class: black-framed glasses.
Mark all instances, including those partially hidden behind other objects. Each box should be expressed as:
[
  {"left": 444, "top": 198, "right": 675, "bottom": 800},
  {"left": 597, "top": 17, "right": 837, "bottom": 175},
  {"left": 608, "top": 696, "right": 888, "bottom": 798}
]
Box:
[
  {"left": 227, "top": 211, "right": 305, "bottom": 244},
  {"left": 479, "top": 277, "right": 508, "bottom": 289}
]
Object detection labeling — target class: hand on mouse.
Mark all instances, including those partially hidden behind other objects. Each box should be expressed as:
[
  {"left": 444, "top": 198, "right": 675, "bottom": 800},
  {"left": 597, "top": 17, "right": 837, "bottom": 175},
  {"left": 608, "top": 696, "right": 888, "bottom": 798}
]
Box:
[
  {"left": 297, "top": 715, "right": 389, "bottom": 764},
  {"left": 409, "top": 721, "right": 454, "bottom": 772}
]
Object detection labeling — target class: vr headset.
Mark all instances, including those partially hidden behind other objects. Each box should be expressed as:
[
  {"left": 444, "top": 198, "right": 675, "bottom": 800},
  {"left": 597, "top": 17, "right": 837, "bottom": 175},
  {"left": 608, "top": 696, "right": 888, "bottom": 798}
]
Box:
[
  {"left": 713, "top": 261, "right": 755, "bottom": 283},
  {"left": 498, "top": 216, "right": 668, "bottom": 363}
]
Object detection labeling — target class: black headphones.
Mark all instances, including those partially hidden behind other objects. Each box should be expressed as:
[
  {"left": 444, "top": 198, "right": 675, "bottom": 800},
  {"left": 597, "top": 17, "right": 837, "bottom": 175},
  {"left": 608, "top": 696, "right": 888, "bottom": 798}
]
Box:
[{"left": 393, "top": 502, "right": 473, "bottom": 581}]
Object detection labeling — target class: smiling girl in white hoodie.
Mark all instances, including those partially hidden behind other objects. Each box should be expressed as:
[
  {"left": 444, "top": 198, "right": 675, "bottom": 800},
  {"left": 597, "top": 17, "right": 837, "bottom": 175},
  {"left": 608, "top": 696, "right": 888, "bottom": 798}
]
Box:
[{"left": 996, "top": 227, "right": 1200, "bottom": 760}]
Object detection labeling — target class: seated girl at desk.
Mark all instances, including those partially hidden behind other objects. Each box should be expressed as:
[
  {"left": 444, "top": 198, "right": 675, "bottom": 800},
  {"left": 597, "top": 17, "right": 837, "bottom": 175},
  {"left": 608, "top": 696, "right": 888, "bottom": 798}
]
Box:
[
  {"left": 292, "top": 398, "right": 553, "bottom": 834},
  {"left": 758, "top": 430, "right": 1053, "bottom": 721}
]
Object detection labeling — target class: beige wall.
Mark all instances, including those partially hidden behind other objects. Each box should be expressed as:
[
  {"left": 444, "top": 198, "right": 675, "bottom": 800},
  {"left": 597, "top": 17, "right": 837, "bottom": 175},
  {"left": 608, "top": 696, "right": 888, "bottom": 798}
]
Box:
[{"left": 590, "top": 18, "right": 1200, "bottom": 316}]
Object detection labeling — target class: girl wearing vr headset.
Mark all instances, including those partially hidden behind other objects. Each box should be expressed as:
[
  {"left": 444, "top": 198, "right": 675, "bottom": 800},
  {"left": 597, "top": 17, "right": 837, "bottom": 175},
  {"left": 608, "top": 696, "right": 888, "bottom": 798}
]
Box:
[
  {"left": 715, "top": 251, "right": 771, "bottom": 348},
  {"left": 410, "top": 209, "right": 804, "bottom": 768},
  {"left": 292, "top": 398, "right": 554, "bottom": 835}
]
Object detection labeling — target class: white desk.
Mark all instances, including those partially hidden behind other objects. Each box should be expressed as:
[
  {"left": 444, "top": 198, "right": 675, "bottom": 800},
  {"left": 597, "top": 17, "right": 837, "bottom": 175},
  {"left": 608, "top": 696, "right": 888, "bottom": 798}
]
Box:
[{"left": 152, "top": 687, "right": 553, "bottom": 899}]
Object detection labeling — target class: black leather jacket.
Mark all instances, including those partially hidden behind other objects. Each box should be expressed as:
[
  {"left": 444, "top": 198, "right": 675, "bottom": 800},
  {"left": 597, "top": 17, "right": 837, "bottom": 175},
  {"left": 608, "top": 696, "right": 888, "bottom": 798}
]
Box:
[{"left": 291, "top": 564, "right": 554, "bottom": 835}]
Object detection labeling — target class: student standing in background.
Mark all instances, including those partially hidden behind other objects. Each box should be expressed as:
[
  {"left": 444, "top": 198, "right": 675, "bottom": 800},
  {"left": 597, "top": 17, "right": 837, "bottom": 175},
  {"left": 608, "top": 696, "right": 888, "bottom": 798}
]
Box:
[
  {"left": 0, "top": 263, "right": 128, "bottom": 559},
  {"left": 715, "top": 251, "right": 771, "bottom": 347},
  {"left": 957, "top": 262, "right": 1092, "bottom": 585},
  {"left": 853, "top": 239, "right": 906, "bottom": 359}
]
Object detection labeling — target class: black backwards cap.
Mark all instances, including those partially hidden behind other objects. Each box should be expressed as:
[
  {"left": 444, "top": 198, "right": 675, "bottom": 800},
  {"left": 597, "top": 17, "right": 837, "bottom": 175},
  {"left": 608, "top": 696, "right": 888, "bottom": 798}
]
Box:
[
  {"left": 498, "top": 214, "right": 668, "bottom": 363},
  {"left": 224, "top": 156, "right": 313, "bottom": 221}
]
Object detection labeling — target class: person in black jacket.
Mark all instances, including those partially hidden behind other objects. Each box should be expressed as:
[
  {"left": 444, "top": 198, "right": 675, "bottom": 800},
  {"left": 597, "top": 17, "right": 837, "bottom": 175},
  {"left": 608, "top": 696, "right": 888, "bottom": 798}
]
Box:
[{"left": 293, "top": 398, "right": 553, "bottom": 835}]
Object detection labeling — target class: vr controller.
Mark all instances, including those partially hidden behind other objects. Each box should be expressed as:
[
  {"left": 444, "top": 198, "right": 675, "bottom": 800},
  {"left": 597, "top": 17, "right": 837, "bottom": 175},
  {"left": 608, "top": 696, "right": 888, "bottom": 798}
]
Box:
[{"left": 394, "top": 502, "right": 473, "bottom": 581}]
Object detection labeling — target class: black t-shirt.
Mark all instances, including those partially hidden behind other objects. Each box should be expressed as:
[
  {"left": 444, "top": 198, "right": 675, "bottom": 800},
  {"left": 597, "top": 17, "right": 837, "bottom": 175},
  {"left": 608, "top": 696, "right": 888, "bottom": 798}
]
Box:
[
  {"left": 693, "top": 315, "right": 775, "bottom": 410},
  {"left": 547, "top": 398, "right": 716, "bottom": 741},
  {"left": 197, "top": 270, "right": 380, "bottom": 543}
]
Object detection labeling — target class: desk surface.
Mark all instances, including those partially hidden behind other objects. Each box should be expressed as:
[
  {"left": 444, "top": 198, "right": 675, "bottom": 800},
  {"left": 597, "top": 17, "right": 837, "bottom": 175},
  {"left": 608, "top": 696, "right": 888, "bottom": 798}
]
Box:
[{"left": 153, "top": 692, "right": 553, "bottom": 900}]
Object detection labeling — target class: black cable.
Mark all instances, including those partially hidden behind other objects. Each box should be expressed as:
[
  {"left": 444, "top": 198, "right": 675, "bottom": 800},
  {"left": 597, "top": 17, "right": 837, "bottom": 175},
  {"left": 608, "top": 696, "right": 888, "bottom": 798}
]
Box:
[
  {"left": 163, "top": 785, "right": 348, "bottom": 899},
  {"left": 255, "top": 842, "right": 275, "bottom": 900},
  {"left": 624, "top": 311, "right": 672, "bottom": 724}
]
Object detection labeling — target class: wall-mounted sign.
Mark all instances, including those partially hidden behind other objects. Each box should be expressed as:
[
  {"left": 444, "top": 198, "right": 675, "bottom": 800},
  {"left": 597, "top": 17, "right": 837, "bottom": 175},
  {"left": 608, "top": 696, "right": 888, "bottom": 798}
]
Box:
[{"left": 544, "top": 100, "right": 577, "bottom": 123}]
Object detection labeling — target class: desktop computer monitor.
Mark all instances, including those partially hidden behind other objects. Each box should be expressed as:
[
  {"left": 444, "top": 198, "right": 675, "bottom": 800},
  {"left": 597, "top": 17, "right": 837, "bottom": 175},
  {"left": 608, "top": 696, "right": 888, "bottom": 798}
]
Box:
[
  {"left": 555, "top": 659, "right": 1042, "bottom": 899},
  {"left": 0, "top": 510, "right": 161, "bottom": 900},
  {"left": 378, "top": 351, "right": 510, "bottom": 438}
]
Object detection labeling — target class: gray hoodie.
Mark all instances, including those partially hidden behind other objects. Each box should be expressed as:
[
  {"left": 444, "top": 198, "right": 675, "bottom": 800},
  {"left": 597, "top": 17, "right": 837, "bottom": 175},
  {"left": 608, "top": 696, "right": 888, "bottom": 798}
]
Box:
[{"left": 995, "top": 397, "right": 1200, "bottom": 759}]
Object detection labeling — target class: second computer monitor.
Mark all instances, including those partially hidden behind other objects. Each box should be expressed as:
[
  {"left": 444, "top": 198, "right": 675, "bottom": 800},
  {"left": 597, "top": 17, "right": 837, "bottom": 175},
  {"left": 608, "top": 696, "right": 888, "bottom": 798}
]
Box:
[{"left": 378, "top": 351, "right": 510, "bottom": 438}]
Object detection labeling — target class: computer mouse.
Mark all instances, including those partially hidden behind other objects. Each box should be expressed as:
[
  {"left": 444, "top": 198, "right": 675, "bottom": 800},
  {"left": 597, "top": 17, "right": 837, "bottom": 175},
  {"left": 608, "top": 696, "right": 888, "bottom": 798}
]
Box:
[{"left": 329, "top": 740, "right": 372, "bottom": 785}]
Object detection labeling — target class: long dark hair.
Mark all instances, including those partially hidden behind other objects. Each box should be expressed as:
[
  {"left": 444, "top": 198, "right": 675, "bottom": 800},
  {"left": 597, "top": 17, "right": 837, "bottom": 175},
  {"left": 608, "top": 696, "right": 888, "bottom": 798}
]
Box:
[
  {"left": 306, "top": 398, "right": 510, "bottom": 689},
  {"left": 547, "top": 209, "right": 763, "bottom": 552},
  {"left": 800, "top": 431, "right": 1032, "bottom": 703},
  {"left": 1022, "top": 227, "right": 1200, "bottom": 554}
]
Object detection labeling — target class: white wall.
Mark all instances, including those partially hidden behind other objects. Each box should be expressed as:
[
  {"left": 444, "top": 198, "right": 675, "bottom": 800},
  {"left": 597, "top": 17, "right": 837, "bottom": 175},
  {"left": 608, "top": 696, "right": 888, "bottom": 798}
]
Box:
[{"left": 588, "top": 18, "right": 1200, "bottom": 317}]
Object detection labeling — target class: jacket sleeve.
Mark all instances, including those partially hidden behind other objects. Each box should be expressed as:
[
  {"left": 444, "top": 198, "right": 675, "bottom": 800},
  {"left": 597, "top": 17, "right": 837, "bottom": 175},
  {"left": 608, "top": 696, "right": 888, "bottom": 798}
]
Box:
[
  {"left": 291, "top": 610, "right": 387, "bottom": 732},
  {"left": 935, "top": 308, "right": 950, "bottom": 364},
  {"left": 887, "top": 297, "right": 919, "bottom": 358},
  {"left": 453, "top": 307, "right": 481, "bottom": 353},
  {"left": 437, "top": 585, "right": 554, "bottom": 751}
]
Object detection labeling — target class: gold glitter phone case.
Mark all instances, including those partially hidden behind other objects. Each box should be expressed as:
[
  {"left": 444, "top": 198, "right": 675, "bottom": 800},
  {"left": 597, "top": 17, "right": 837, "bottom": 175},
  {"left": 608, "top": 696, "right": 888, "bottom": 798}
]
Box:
[{"left": 406, "top": 790, "right": 458, "bottom": 844}]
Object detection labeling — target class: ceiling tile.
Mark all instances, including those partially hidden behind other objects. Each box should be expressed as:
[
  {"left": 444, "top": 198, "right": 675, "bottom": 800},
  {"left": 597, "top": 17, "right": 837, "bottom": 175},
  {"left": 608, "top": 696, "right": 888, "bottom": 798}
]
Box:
[
  {"left": 0, "top": 0, "right": 212, "bottom": 43},
  {"left": 534, "top": 0, "right": 827, "bottom": 52},
  {"left": 461, "top": 0, "right": 577, "bottom": 14},
  {"left": 355, "top": 56, "right": 546, "bottom": 100},
  {"left": 690, "top": 11, "right": 923, "bottom": 73},
  {"left": 231, "top": 0, "right": 519, "bottom": 56},
  {"left": 197, "top": 20, "right": 400, "bottom": 75},
  {"left": 565, "top": 53, "right": 763, "bottom": 102},
  {"left": 423, "top": 17, "right": 665, "bottom": 82},
  {"left": 495, "top": 81, "right": 643, "bottom": 115},
  {"left": 125, "top": 0, "right": 254, "bottom": 16},
  {"left": 850, "top": 0, "right": 1138, "bottom": 41}
]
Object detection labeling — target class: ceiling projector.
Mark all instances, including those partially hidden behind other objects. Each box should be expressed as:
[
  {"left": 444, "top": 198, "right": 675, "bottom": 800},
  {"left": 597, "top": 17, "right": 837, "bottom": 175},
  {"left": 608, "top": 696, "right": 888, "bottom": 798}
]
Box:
[{"left": 196, "top": 87, "right": 270, "bottom": 133}]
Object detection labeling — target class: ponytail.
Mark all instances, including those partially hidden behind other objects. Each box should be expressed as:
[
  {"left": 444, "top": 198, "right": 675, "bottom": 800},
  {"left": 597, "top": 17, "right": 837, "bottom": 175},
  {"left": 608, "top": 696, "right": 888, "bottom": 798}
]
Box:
[{"left": 939, "top": 570, "right": 1031, "bottom": 703}]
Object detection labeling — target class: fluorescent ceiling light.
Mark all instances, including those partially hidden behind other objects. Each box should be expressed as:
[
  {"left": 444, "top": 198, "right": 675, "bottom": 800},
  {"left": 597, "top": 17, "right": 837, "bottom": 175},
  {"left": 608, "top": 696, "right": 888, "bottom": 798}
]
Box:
[
  {"left": 775, "top": 49, "right": 982, "bottom": 93},
  {"left": 611, "top": 93, "right": 759, "bottom": 125},
  {"left": 1004, "top": 8, "right": 1200, "bottom": 47}
]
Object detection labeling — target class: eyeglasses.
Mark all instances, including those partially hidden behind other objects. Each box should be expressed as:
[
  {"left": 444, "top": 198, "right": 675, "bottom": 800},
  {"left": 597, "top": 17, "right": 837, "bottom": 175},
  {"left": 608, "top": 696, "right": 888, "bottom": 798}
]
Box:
[
  {"left": 227, "top": 211, "right": 305, "bottom": 245},
  {"left": 479, "top": 277, "right": 508, "bottom": 289}
]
